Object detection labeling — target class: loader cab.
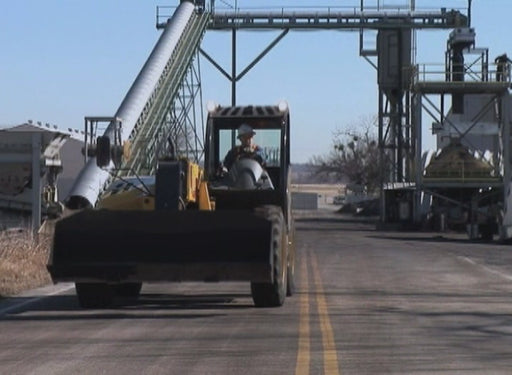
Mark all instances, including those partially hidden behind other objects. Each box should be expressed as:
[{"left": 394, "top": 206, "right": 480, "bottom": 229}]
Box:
[{"left": 204, "top": 104, "right": 291, "bottom": 210}]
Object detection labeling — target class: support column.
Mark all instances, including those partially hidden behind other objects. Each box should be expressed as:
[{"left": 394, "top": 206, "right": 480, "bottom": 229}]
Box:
[
  {"left": 414, "top": 93, "right": 423, "bottom": 223},
  {"left": 379, "top": 89, "right": 385, "bottom": 222},
  {"left": 500, "top": 92, "right": 511, "bottom": 239},
  {"left": 231, "top": 29, "right": 236, "bottom": 106},
  {"left": 31, "top": 133, "right": 42, "bottom": 237}
]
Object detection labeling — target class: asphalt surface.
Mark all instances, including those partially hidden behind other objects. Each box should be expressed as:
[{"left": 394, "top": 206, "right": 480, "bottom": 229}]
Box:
[{"left": 2, "top": 209, "right": 512, "bottom": 374}]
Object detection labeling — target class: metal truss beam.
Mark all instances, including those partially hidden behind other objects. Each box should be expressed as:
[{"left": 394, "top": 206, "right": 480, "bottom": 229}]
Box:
[{"left": 208, "top": 9, "right": 467, "bottom": 30}]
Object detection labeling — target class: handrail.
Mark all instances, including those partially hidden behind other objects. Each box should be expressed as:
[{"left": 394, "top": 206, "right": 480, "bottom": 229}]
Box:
[{"left": 412, "top": 63, "right": 511, "bottom": 84}]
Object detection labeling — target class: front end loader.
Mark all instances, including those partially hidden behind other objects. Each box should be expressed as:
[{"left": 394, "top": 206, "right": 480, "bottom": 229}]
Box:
[{"left": 48, "top": 104, "right": 296, "bottom": 308}]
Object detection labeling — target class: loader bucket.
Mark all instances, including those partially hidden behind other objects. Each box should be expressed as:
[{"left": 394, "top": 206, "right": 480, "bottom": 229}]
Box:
[{"left": 48, "top": 209, "right": 273, "bottom": 283}]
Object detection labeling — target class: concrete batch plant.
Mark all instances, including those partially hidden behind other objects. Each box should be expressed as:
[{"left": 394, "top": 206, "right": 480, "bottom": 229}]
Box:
[{"left": 4, "top": 1, "right": 512, "bottom": 241}]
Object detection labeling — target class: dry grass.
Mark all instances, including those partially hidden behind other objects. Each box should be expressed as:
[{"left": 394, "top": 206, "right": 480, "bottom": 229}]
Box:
[{"left": 0, "top": 230, "right": 52, "bottom": 298}]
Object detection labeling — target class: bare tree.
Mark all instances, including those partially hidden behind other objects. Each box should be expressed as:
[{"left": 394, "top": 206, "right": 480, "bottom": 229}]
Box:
[{"left": 311, "top": 116, "right": 383, "bottom": 194}]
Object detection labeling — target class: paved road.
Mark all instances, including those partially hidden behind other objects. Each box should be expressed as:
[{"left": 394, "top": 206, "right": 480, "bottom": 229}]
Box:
[{"left": 2, "top": 210, "right": 512, "bottom": 374}]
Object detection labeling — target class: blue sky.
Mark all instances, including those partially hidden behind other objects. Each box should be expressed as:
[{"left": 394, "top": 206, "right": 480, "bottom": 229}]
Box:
[{"left": 1, "top": 1, "right": 510, "bottom": 163}]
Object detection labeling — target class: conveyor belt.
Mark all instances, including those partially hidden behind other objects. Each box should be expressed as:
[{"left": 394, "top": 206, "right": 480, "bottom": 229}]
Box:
[{"left": 66, "top": 2, "right": 208, "bottom": 209}]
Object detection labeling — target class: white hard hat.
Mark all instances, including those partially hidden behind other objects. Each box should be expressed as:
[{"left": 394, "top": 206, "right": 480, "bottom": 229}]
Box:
[{"left": 237, "top": 123, "right": 256, "bottom": 139}]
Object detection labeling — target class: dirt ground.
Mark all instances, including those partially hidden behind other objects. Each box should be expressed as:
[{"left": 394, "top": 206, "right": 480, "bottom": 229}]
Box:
[{"left": 0, "top": 231, "right": 51, "bottom": 298}]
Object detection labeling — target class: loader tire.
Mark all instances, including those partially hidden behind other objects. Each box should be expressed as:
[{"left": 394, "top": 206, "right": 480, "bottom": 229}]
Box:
[
  {"left": 114, "top": 283, "right": 142, "bottom": 298},
  {"left": 251, "top": 206, "right": 287, "bottom": 307},
  {"left": 75, "top": 283, "right": 114, "bottom": 309}
]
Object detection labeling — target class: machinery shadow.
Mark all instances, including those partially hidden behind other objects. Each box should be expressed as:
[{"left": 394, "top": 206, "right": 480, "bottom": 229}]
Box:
[
  {"left": 0, "top": 292, "right": 254, "bottom": 321},
  {"left": 122, "top": 293, "right": 254, "bottom": 310},
  {"left": 296, "top": 216, "right": 378, "bottom": 225},
  {"left": 367, "top": 234, "right": 505, "bottom": 245}
]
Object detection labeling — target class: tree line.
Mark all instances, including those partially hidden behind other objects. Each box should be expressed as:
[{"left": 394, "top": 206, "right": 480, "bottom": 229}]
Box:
[{"left": 310, "top": 116, "right": 383, "bottom": 194}]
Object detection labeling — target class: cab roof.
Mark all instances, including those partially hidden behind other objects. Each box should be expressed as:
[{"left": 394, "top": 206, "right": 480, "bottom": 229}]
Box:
[{"left": 209, "top": 105, "right": 287, "bottom": 119}]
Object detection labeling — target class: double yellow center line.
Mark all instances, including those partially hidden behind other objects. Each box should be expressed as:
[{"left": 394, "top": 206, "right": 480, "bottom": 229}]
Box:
[
  {"left": 295, "top": 253, "right": 311, "bottom": 375},
  {"left": 296, "top": 251, "right": 341, "bottom": 375}
]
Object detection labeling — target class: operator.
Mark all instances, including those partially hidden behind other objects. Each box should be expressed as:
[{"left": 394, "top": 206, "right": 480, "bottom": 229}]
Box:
[{"left": 223, "top": 124, "right": 265, "bottom": 170}]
